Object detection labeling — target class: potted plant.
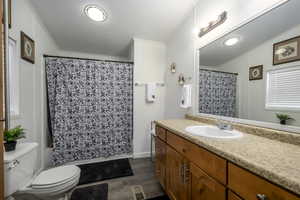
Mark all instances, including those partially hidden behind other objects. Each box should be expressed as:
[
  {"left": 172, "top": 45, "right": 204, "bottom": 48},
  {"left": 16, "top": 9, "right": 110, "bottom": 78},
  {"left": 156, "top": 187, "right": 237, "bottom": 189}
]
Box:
[
  {"left": 276, "top": 114, "right": 294, "bottom": 125},
  {"left": 3, "top": 125, "right": 26, "bottom": 152}
]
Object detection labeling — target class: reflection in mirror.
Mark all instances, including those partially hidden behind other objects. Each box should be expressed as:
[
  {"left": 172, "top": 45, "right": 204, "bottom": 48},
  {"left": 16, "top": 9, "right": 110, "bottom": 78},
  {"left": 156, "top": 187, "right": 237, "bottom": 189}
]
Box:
[{"left": 198, "top": 0, "right": 300, "bottom": 127}]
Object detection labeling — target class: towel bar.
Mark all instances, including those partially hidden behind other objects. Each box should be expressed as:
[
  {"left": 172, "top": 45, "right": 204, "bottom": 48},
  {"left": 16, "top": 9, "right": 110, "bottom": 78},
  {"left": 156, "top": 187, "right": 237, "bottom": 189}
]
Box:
[{"left": 134, "top": 82, "right": 165, "bottom": 87}]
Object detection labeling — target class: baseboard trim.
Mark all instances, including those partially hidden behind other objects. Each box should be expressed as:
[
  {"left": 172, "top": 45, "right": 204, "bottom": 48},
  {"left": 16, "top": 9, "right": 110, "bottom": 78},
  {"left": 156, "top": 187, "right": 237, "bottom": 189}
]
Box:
[{"left": 133, "top": 152, "right": 151, "bottom": 158}]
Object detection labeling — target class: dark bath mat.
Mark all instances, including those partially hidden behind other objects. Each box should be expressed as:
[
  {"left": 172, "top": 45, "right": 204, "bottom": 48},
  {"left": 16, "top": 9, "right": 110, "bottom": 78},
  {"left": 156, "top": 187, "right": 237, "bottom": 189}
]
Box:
[
  {"left": 78, "top": 158, "right": 134, "bottom": 185},
  {"left": 71, "top": 183, "right": 108, "bottom": 200},
  {"left": 147, "top": 196, "right": 170, "bottom": 200}
]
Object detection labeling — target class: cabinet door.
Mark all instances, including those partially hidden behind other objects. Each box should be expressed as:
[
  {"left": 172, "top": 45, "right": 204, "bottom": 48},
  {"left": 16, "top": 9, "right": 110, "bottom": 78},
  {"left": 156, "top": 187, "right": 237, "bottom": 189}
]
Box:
[
  {"left": 190, "top": 163, "right": 226, "bottom": 200},
  {"left": 155, "top": 137, "right": 166, "bottom": 163},
  {"left": 166, "top": 146, "right": 189, "bottom": 200},
  {"left": 156, "top": 160, "right": 166, "bottom": 189},
  {"left": 155, "top": 137, "right": 166, "bottom": 189}
]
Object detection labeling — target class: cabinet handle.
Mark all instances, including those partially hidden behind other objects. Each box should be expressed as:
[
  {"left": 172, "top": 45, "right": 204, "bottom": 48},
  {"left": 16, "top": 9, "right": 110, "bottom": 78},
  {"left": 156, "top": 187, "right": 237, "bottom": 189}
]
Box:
[
  {"left": 180, "top": 163, "right": 184, "bottom": 184},
  {"left": 183, "top": 163, "right": 186, "bottom": 184},
  {"left": 183, "top": 163, "right": 190, "bottom": 184},
  {"left": 198, "top": 184, "right": 204, "bottom": 194},
  {"left": 256, "top": 194, "right": 268, "bottom": 200}
]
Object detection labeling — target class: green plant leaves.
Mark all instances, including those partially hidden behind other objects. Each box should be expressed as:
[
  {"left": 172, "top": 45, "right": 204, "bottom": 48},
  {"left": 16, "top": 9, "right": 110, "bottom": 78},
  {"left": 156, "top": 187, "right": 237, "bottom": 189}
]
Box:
[
  {"left": 276, "top": 114, "right": 294, "bottom": 121},
  {"left": 3, "top": 125, "right": 26, "bottom": 142}
]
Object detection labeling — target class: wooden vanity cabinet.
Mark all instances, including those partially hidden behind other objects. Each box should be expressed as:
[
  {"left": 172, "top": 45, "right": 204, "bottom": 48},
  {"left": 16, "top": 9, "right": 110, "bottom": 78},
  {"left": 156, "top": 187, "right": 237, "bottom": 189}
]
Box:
[
  {"left": 154, "top": 125, "right": 300, "bottom": 200},
  {"left": 166, "top": 146, "right": 189, "bottom": 200}
]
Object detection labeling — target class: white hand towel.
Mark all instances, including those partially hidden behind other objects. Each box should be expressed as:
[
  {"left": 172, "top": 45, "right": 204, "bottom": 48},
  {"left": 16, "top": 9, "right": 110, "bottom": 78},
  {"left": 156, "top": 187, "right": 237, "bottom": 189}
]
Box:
[
  {"left": 146, "top": 83, "right": 156, "bottom": 102},
  {"left": 180, "top": 84, "right": 192, "bottom": 108}
]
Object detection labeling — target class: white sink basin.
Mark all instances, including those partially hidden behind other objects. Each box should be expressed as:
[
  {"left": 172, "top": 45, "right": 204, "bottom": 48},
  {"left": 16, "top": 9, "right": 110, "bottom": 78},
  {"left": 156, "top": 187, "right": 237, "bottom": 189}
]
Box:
[{"left": 185, "top": 126, "right": 243, "bottom": 139}]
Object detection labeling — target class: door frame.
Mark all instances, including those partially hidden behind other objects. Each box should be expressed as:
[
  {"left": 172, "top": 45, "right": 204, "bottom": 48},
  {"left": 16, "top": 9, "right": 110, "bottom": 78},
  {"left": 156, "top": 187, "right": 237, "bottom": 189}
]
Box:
[{"left": 0, "top": 0, "right": 6, "bottom": 199}]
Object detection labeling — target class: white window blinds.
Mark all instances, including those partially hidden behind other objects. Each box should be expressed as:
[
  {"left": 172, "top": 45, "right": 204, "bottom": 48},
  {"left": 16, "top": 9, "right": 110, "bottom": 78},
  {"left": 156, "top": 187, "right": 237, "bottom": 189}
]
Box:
[
  {"left": 8, "top": 38, "right": 19, "bottom": 116},
  {"left": 266, "top": 66, "right": 300, "bottom": 110}
]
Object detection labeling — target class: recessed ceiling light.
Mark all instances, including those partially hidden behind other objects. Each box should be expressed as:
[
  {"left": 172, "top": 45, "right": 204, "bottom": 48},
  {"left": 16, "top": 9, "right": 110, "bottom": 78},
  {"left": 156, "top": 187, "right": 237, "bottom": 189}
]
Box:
[
  {"left": 85, "top": 5, "right": 107, "bottom": 22},
  {"left": 224, "top": 37, "right": 239, "bottom": 46}
]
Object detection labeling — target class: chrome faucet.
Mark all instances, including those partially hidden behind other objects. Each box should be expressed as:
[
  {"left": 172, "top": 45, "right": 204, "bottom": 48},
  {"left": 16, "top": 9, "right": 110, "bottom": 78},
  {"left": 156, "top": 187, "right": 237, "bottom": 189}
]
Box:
[{"left": 216, "top": 119, "right": 233, "bottom": 131}]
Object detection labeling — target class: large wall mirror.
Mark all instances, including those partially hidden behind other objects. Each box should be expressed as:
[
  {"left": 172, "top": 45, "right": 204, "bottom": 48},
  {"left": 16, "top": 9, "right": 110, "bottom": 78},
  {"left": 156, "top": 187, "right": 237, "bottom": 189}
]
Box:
[{"left": 197, "top": 0, "right": 300, "bottom": 132}]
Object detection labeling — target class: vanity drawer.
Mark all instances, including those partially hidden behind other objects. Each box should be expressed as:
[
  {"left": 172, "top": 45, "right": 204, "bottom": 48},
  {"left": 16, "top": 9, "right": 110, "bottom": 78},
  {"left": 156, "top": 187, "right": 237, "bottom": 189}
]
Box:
[
  {"left": 190, "top": 163, "right": 226, "bottom": 200},
  {"left": 228, "top": 163, "right": 300, "bottom": 200},
  {"left": 167, "top": 131, "right": 188, "bottom": 154},
  {"left": 156, "top": 126, "right": 167, "bottom": 141},
  {"left": 167, "top": 131, "right": 227, "bottom": 185}
]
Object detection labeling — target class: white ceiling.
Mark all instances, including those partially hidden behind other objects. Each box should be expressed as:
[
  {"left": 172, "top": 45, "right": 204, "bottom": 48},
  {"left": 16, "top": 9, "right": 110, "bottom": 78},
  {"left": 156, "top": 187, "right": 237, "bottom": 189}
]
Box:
[
  {"left": 200, "top": 0, "right": 300, "bottom": 66},
  {"left": 30, "top": 0, "right": 199, "bottom": 57}
]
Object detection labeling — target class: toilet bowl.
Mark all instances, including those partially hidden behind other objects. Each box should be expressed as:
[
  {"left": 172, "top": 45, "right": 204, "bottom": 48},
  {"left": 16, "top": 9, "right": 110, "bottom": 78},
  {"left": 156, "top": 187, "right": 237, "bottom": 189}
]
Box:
[
  {"left": 4, "top": 143, "right": 81, "bottom": 200},
  {"left": 17, "top": 165, "right": 81, "bottom": 200}
]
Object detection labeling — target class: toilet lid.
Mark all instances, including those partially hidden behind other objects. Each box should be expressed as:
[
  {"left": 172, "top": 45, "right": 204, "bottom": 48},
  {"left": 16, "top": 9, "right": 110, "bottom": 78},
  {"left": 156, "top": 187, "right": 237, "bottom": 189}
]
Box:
[{"left": 31, "top": 165, "right": 80, "bottom": 187}]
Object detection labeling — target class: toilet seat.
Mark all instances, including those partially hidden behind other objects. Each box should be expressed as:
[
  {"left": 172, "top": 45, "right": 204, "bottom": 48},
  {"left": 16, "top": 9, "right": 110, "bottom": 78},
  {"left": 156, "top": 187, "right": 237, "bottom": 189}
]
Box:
[
  {"left": 24, "top": 175, "right": 79, "bottom": 196},
  {"left": 31, "top": 165, "right": 81, "bottom": 189},
  {"left": 18, "top": 165, "right": 81, "bottom": 197}
]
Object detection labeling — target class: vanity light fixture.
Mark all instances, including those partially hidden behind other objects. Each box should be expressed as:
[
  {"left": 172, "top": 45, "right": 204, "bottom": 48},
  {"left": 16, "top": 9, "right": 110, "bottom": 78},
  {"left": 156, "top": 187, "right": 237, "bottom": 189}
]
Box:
[
  {"left": 224, "top": 37, "right": 240, "bottom": 46},
  {"left": 170, "top": 63, "right": 176, "bottom": 73},
  {"left": 178, "top": 74, "right": 185, "bottom": 86},
  {"left": 85, "top": 5, "right": 107, "bottom": 22},
  {"left": 178, "top": 74, "right": 192, "bottom": 86},
  {"left": 198, "top": 11, "right": 227, "bottom": 38}
]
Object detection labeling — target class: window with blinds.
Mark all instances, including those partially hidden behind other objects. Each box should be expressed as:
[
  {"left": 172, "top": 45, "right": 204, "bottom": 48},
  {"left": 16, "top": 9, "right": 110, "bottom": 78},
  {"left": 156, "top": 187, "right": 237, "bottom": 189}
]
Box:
[
  {"left": 8, "top": 38, "right": 19, "bottom": 116},
  {"left": 266, "top": 66, "right": 300, "bottom": 111}
]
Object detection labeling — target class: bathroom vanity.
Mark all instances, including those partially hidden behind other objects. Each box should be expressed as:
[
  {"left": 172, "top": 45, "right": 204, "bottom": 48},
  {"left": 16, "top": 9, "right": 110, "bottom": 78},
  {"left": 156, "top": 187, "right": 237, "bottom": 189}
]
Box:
[{"left": 154, "top": 119, "right": 300, "bottom": 200}]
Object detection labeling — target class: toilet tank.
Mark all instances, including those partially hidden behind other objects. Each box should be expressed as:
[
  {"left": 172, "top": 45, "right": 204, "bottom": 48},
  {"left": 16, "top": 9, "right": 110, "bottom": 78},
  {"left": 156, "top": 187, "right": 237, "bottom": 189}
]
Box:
[{"left": 4, "top": 142, "right": 39, "bottom": 197}]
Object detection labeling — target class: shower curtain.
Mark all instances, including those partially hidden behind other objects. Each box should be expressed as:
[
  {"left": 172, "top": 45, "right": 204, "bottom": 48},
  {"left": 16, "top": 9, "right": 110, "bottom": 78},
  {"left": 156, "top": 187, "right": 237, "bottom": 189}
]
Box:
[
  {"left": 198, "top": 69, "right": 237, "bottom": 117},
  {"left": 45, "top": 57, "right": 133, "bottom": 165}
]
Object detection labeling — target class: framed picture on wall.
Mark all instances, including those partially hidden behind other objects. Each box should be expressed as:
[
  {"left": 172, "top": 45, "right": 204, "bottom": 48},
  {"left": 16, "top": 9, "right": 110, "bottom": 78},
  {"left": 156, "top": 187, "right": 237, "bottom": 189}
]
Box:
[
  {"left": 21, "top": 31, "right": 35, "bottom": 64},
  {"left": 249, "top": 65, "right": 263, "bottom": 81},
  {"left": 273, "top": 36, "right": 300, "bottom": 65}
]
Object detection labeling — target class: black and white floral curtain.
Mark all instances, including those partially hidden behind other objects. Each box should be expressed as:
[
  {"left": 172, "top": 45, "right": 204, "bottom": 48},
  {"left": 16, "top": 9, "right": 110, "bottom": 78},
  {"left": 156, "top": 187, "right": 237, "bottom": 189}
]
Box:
[
  {"left": 45, "top": 57, "right": 133, "bottom": 165},
  {"left": 198, "top": 69, "right": 237, "bottom": 117}
]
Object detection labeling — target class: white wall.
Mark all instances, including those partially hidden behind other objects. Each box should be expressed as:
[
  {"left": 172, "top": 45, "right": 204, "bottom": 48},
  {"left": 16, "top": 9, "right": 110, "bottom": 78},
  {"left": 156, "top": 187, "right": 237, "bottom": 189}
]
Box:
[
  {"left": 133, "top": 38, "right": 166, "bottom": 157},
  {"left": 8, "top": 0, "right": 58, "bottom": 171},
  {"left": 217, "top": 24, "right": 300, "bottom": 126},
  {"left": 165, "top": 0, "right": 288, "bottom": 119},
  {"left": 165, "top": 12, "right": 197, "bottom": 119}
]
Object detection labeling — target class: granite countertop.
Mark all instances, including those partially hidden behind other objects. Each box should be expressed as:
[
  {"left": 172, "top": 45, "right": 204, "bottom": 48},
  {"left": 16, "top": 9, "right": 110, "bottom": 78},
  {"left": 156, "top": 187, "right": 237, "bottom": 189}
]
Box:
[{"left": 155, "top": 119, "right": 300, "bottom": 196}]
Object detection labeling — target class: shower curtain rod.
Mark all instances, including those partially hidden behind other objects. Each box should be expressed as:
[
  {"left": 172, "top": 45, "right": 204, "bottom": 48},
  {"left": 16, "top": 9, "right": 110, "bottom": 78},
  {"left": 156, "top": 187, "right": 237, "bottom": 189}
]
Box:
[
  {"left": 200, "top": 68, "right": 238, "bottom": 75},
  {"left": 43, "top": 54, "right": 134, "bottom": 64}
]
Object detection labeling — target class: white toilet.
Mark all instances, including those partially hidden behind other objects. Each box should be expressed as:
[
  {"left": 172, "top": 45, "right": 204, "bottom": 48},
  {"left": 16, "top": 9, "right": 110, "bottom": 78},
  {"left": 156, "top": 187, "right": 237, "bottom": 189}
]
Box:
[{"left": 4, "top": 143, "right": 81, "bottom": 200}]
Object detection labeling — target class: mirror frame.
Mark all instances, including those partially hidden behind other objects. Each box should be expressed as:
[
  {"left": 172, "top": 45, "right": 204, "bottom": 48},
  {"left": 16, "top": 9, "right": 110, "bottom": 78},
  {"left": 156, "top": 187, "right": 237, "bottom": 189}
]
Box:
[{"left": 194, "top": 0, "right": 300, "bottom": 134}]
